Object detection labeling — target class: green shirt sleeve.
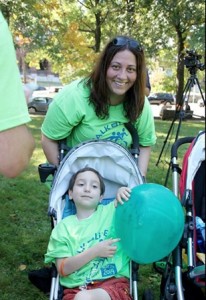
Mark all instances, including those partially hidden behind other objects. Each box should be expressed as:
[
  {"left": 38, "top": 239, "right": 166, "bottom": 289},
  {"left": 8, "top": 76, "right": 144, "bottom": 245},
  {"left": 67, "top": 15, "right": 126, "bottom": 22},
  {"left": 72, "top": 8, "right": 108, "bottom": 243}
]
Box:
[
  {"left": 0, "top": 11, "right": 30, "bottom": 131},
  {"left": 135, "top": 97, "right": 156, "bottom": 146},
  {"left": 41, "top": 79, "right": 88, "bottom": 141},
  {"left": 44, "top": 220, "right": 73, "bottom": 264}
]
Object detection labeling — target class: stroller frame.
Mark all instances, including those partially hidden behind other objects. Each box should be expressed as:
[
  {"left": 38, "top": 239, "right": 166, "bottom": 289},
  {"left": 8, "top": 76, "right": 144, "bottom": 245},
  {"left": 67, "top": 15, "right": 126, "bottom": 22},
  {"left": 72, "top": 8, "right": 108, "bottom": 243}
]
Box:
[{"left": 160, "top": 131, "right": 205, "bottom": 300}]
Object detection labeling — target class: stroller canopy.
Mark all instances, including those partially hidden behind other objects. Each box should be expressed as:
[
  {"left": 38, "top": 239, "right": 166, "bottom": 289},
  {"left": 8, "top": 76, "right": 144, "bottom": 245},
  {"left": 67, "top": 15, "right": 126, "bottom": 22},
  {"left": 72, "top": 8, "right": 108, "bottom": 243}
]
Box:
[{"left": 48, "top": 140, "right": 144, "bottom": 222}]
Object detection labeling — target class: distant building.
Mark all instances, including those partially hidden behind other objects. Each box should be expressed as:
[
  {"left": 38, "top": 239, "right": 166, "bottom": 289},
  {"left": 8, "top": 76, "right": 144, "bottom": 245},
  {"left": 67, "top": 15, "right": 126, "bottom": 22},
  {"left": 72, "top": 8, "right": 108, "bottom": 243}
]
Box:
[
  {"left": 16, "top": 49, "right": 62, "bottom": 87},
  {"left": 22, "top": 69, "right": 62, "bottom": 87}
]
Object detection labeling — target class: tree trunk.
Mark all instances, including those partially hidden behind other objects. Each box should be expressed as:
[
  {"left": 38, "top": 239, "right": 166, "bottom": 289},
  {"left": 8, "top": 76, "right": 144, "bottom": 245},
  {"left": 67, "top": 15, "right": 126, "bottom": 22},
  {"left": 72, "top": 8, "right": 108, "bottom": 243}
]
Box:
[
  {"left": 94, "top": 10, "right": 101, "bottom": 52},
  {"left": 175, "top": 26, "right": 186, "bottom": 106},
  {"left": 127, "top": 0, "right": 136, "bottom": 34}
]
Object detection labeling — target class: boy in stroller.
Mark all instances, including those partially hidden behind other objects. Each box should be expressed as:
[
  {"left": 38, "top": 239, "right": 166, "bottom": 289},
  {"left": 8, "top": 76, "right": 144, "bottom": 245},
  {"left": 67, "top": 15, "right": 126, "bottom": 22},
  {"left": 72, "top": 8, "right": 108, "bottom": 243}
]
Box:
[{"left": 45, "top": 167, "right": 132, "bottom": 300}]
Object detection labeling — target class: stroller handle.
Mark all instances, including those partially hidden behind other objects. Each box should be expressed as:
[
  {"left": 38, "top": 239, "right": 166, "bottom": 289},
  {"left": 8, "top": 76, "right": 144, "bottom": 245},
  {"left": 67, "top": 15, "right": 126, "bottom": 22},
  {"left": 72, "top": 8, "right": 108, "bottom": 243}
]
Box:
[{"left": 171, "top": 136, "right": 194, "bottom": 159}]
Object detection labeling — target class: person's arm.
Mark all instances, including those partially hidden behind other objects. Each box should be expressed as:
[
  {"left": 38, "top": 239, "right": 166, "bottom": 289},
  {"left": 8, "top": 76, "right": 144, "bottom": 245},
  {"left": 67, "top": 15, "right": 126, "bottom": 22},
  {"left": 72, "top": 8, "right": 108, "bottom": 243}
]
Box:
[
  {"left": 56, "top": 238, "right": 119, "bottom": 276},
  {"left": 145, "top": 87, "right": 150, "bottom": 97},
  {"left": 138, "top": 146, "right": 151, "bottom": 177},
  {"left": 145, "top": 69, "right": 151, "bottom": 96},
  {"left": 114, "top": 186, "right": 131, "bottom": 206},
  {"left": 0, "top": 125, "right": 35, "bottom": 178},
  {"left": 41, "top": 134, "right": 59, "bottom": 166}
]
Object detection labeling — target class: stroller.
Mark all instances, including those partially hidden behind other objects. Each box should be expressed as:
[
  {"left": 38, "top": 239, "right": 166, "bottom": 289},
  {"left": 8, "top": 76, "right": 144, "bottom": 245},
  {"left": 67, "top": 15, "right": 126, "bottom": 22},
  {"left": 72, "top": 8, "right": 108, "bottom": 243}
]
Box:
[
  {"left": 159, "top": 131, "right": 205, "bottom": 300},
  {"left": 38, "top": 137, "right": 154, "bottom": 300}
]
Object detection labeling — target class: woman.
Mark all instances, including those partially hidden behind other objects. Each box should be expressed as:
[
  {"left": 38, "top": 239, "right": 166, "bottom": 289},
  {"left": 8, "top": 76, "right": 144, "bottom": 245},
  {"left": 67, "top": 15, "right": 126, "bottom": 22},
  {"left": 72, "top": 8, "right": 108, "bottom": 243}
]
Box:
[{"left": 41, "top": 35, "right": 156, "bottom": 177}]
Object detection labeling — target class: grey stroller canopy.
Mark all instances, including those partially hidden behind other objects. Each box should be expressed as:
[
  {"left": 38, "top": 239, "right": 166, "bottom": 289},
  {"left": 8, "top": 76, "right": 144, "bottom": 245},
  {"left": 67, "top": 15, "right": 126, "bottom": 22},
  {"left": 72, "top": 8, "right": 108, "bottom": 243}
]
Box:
[{"left": 48, "top": 140, "right": 144, "bottom": 223}]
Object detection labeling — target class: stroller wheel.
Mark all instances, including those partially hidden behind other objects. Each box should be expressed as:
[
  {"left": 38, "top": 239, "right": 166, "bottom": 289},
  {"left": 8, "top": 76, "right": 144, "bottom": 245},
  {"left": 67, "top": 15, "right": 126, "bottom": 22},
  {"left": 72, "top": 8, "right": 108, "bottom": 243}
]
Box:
[{"left": 142, "top": 289, "right": 154, "bottom": 300}]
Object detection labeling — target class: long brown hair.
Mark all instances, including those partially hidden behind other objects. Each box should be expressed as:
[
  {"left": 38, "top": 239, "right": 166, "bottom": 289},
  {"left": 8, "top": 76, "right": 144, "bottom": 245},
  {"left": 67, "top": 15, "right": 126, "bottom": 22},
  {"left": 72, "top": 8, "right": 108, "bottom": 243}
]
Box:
[{"left": 84, "top": 35, "right": 146, "bottom": 122}]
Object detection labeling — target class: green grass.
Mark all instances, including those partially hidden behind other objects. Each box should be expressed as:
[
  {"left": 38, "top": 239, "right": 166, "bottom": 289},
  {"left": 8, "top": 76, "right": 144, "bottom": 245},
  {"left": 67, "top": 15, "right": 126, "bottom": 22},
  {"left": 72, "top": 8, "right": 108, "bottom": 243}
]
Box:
[{"left": 0, "top": 116, "right": 204, "bottom": 299}]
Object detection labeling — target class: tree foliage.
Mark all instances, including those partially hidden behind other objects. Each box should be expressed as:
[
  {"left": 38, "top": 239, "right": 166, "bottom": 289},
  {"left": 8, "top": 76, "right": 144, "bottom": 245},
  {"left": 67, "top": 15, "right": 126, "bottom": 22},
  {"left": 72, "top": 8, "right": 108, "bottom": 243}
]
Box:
[
  {"left": 134, "top": 0, "right": 205, "bottom": 102},
  {"left": 0, "top": 0, "right": 205, "bottom": 91}
]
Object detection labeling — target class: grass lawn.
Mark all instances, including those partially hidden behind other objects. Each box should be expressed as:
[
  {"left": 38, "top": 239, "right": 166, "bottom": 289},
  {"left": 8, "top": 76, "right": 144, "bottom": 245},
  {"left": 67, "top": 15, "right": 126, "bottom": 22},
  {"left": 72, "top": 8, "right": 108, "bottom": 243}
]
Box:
[{"left": 0, "top": 115, "right": 204, "bottom": 300}]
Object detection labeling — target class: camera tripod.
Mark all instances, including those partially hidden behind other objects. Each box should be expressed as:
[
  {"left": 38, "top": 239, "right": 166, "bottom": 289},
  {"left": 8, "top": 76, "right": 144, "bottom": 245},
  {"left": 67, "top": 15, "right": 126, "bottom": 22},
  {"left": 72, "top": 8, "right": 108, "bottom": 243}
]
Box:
[{"left": 156, "top": 58, "right": 205, "bottom": 186}]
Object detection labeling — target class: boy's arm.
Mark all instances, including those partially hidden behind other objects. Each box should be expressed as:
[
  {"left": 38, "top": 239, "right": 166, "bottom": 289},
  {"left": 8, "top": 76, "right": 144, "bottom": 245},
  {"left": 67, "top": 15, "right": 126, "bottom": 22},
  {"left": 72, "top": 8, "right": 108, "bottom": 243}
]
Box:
[
  {"left": 114, "top": 187, "right": 131, "bottom": 206},
  {"left": 56, "top": 238, "right": 119, "bottom": 276}
]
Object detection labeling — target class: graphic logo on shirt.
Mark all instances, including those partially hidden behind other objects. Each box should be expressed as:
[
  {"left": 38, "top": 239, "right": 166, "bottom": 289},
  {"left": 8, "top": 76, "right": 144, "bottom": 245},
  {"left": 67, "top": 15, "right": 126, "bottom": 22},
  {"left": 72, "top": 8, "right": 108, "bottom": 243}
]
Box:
[
  {"left": 85, "top": 258, "right": 106, "bottom": 282},
  {"left": 101, "top": 263, "right": 117, "bottom": 277},
  {"left": 96, "top": 122, "right": 129, "bottom": 147},
  {"left": 85, "top": 260, "right": 117, "bottom": 283},
  {"left": 75, "top": 229, "right": 117, "bottom": 283},
  {"left": 107, "top": 128, "right": 128, "bottom": 146}
]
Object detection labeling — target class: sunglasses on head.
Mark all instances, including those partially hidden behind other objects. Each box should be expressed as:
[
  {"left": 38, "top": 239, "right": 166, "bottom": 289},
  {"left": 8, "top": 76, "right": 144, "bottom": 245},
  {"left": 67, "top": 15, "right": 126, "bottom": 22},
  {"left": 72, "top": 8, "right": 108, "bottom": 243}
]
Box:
[{"left": 112, "top": 37, "right": 143, "bottom": 52}]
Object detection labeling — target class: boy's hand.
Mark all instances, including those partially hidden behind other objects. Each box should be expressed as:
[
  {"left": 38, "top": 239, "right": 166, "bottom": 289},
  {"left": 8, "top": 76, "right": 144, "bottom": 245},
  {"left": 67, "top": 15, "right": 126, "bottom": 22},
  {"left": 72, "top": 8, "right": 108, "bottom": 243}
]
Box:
[
  {"left": 114, "top": 187, "right": 131, "bottom": 207},
  {"left": 92, "top": 238, "right": 120, "bottom": 258}
]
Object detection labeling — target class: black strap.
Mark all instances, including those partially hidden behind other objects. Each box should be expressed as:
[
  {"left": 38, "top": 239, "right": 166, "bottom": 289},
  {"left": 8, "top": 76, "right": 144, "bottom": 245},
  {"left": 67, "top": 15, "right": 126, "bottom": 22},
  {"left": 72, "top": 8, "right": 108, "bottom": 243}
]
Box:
[{"left": 124, "top": 122, "right": 140, "bottom": 156}]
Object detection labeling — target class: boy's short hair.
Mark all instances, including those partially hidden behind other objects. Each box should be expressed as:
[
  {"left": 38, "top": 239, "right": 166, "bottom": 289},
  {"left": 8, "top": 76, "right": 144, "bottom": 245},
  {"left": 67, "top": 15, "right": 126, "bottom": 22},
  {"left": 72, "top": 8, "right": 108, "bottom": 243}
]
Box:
[{"left": 69, "top": 167, "right": 105, "bottom": 195}]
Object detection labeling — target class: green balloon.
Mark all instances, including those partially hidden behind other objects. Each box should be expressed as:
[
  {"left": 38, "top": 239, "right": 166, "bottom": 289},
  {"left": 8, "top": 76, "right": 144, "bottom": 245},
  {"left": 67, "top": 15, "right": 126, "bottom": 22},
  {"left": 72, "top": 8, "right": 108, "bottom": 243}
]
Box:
[{"left": 115, "top": 183, "right": 184, "bottom": 264}]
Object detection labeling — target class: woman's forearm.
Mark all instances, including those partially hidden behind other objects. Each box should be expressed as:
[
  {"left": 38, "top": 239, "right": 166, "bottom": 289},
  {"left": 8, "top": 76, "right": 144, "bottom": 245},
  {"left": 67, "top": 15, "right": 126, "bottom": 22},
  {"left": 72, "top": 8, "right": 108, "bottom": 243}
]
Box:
[
  {"left": 41, "top": 134, "right": 59, "bottom": 165},
  {"left": 138, "top": 146, "right": 151, "bottom": 177}
]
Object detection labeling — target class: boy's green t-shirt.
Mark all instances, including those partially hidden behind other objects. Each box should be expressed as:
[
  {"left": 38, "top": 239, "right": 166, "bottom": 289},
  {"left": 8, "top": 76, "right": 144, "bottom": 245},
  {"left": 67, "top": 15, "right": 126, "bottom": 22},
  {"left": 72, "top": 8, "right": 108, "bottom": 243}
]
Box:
[
  {"left": 41, "top": 79, "right": 156, "bottom": 149},
  {"left": 45, "top": 202, "right": 130, "bottom": 288}
]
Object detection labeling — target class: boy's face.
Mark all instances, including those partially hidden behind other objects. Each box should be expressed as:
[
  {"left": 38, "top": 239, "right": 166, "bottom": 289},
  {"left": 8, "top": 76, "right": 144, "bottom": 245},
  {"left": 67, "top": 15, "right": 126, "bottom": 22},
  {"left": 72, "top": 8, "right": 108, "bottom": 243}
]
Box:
[{"left": 69, "top": 171, "right": 103, "bottom": 210}]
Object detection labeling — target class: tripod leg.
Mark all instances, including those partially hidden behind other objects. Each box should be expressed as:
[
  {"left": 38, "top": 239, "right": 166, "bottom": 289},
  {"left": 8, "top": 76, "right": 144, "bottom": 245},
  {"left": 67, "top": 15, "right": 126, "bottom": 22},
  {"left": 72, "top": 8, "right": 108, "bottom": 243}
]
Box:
[
  {"left": 156, "top": 117, "right": 177, "bottom": 166},
  {"left": 161, "top": 79, "right": 194, "bottom": 186},
  {"left": 164, "top": 116, "right": 183, "bottom": 186},
  {"left": 174, "top": 112, "right": 183, "bottom": 141},
  {"left": 194, "top": 77, "right": 205, "bottom": 105},
  {"left": 156, "top": 78, "right": 193, "bottom": 167},
  {"left": 164, "top": 161, "right": 171, "bottom": 186}
]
